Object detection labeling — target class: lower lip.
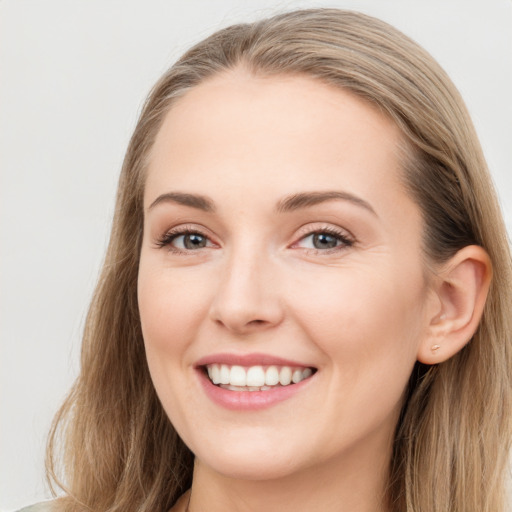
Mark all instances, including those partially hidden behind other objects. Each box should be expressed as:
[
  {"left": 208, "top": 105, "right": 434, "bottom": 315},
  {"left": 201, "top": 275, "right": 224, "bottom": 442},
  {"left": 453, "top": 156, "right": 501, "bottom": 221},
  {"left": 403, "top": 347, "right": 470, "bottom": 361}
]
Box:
[{"left": 197, "top": 369, "right": 314, "bottom": 411}]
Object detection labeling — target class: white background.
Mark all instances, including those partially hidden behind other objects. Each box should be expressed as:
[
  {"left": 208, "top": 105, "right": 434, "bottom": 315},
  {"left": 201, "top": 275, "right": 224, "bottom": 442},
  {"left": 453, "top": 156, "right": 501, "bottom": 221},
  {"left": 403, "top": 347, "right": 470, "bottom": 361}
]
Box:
[{"left": 1, "top": 1, "right": 511, "bottom": 510}]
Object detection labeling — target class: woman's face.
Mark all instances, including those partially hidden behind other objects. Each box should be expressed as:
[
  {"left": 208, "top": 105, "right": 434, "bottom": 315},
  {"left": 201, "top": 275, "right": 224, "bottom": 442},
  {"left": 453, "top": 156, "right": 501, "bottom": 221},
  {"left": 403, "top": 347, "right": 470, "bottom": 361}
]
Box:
[{"left": 138, "top": 71, "right": 436, "bottom": 481}]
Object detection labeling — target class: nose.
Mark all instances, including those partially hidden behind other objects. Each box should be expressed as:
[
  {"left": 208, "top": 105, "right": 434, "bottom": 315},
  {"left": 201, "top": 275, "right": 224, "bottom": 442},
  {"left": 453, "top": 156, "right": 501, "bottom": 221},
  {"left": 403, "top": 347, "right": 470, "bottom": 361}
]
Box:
[{"left": 209, "top": 247, "right": 284, "bottom": 335}]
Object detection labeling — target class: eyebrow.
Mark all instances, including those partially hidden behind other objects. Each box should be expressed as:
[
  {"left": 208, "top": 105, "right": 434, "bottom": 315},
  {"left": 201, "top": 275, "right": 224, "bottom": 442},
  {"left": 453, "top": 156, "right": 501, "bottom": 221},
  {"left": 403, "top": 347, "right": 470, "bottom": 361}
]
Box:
[
  {"left": 148, "top": 192, "right": 215, "bottom": 212},
  {"left": 276, "top": 191, "right": 377, "bottom": 216},
  {"left": 147, "top": 190, "right": 376, "bottom": 216}
]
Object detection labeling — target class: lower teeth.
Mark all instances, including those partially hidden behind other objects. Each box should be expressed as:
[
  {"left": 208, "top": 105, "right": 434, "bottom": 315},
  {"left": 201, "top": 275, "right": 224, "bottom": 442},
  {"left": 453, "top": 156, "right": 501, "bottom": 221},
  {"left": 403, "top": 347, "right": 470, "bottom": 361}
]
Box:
[{"left": 219, "top": 384, "right": 283, "bottom": 391}]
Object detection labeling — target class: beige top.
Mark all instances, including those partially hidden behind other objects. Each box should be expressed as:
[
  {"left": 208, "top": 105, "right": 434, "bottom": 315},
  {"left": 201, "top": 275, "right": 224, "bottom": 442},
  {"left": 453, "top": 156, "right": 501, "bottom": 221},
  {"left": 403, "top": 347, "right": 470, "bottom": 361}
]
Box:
[{"left": 16, "top": 493, "right": 191, "bottom": 512}]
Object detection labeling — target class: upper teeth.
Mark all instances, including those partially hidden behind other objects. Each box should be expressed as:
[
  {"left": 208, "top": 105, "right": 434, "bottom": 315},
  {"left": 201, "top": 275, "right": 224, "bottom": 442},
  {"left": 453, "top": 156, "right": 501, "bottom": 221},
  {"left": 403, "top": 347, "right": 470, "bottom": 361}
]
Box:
[{"left": 206, "top": 364, "right": 313, "bottom": 387}]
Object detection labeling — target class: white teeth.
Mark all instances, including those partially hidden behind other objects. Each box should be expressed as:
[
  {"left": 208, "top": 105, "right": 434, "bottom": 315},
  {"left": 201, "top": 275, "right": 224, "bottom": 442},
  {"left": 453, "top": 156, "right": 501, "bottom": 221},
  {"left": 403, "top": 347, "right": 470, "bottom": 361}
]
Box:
[
  {"left": 292, "top": 369, "right": 303, "bottom": 384},
  {"left": 210, "top": 364, "right": 220, "bottom": 384},
  {"left": 205, "top": 363, "right": 314, "bottom": 389},
  {"left": 279, "top": 366, "right": 292, "bottom": 386},
  {"left": 302, "top": 368, "right": 313, "bottom": 379},
  {"left": 246, "top": 366, "right": 265, "bottom": 387},
  {"left": 224, "top": 385, "right": 266, "bottom": 392},
  {"left": 219, "top": 364, "right": 230, "bottom": 385},
  {"left": 265, "top": 366, "right": 280, "bottom": 386},
  {"left": 230, "top": 365, "right": 247, "bottom": 386}
]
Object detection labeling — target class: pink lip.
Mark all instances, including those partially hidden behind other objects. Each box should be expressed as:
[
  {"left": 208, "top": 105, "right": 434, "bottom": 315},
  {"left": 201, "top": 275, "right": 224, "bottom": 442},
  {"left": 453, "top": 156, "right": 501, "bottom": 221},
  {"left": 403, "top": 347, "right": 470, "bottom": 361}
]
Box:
[
  {"left": 197, "top": 370, "right": 314, "bottom": 410},
  {"left": 194, "top": 353, "right": 316, "bottom": 411},
  {"left": 195, "top": 352, "right": 314, "bottom": 368}
]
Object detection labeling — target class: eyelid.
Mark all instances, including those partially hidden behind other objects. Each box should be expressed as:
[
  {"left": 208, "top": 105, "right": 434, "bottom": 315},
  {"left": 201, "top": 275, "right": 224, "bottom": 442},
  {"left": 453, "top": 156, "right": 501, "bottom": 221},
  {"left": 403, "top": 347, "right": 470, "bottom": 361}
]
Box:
[
  {"left": 290, "top": 223, "right": 355, "bottom": 252},
  {"left": 153, "top": 222, "right": 354, "bottom": 254},
  {"left": 292, "top": 223, "right": 355, "bottom": 242},
  {"left": 154, "top": 223, "right": 218, "bottom": 252}
]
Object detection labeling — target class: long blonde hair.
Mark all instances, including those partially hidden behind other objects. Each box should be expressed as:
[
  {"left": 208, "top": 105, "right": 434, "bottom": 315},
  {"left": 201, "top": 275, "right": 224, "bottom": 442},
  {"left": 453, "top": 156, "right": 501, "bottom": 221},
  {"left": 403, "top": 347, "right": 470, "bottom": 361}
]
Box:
[{"left": 47, "top": 9, "right": 512, "bottom": 512}]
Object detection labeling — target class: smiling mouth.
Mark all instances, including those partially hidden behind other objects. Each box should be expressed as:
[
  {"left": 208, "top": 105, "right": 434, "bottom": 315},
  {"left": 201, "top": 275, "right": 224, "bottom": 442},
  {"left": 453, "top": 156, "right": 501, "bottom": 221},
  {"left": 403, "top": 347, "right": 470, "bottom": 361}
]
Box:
[{"left": 204, "top": 364, "right": 316, "bottom": 391}]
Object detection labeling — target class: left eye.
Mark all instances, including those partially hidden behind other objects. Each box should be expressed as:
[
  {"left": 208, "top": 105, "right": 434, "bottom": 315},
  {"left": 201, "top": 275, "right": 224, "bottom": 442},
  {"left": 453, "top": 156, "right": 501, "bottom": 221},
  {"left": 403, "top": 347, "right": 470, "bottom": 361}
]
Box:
[
  {"left": 296, "top": 231, "right": 352, "bottom": 250},
  {"left": 171, "top": 233, "right": 209, "bottom": 250}
]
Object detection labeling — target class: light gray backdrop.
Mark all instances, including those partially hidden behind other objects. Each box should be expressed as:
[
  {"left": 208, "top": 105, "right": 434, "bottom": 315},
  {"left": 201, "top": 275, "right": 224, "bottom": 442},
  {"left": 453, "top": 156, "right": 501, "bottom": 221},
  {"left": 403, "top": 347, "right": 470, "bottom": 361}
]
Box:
[{"left": 1, "top": 1, "right": 511, "bottom": 510}]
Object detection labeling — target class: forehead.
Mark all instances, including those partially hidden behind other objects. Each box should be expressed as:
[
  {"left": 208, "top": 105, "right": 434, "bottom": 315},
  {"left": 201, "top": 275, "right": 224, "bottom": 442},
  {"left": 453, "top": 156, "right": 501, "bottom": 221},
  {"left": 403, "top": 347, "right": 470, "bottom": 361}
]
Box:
[
  {"left": 150, "top": 70, "right": 403, "bottom": 172},
  {"left": 145, "top": 70, "right": 417, "bottom": 227}
]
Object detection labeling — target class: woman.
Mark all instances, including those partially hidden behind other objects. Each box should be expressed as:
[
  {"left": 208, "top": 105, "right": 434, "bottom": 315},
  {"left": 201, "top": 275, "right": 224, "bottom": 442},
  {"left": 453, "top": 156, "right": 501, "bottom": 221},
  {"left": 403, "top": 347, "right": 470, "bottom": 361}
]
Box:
[{"left": 27, "top": 8, "right": 511, "bottom": 512}]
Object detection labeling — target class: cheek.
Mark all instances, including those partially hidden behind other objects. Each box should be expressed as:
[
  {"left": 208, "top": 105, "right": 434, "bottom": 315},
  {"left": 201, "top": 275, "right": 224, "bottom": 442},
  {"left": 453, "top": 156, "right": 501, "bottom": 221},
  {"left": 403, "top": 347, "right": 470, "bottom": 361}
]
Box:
[
  {"left": 289, "top": 263, "right": 426, "bottom": 395},
  {"left": 137, "top": 263, "right": 209, "bottom": 420},
  {"left": 292, "top": 261, "right": 425, "bottom": 340},
  {"left": 137, "top": 262, "right": 207, "bottom": 424},
  {"left": 138, "top": 263, "right": 211, "bottom": 354}
]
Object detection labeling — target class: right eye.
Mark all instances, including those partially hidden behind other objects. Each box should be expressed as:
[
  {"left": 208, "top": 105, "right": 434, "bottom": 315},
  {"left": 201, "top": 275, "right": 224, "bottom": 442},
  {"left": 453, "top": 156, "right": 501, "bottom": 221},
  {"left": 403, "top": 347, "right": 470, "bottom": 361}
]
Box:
[{"left": 155, "top": 228, "right": 216, "bottom": 253}]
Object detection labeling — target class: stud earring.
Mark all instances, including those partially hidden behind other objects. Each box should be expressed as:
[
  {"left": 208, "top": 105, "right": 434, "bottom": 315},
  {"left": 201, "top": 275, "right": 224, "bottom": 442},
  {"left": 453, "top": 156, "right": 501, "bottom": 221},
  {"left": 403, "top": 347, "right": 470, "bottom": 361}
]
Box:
[{"left": 431, "top": 344, "right": 441, "bottom": 353}]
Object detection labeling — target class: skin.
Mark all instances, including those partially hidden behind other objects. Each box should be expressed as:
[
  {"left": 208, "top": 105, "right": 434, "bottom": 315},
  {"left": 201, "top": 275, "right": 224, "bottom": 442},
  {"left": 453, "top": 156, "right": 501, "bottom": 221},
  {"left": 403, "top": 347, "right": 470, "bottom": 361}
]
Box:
[{"left": 138, "top": 69, "right": 442, "bottom": 512}]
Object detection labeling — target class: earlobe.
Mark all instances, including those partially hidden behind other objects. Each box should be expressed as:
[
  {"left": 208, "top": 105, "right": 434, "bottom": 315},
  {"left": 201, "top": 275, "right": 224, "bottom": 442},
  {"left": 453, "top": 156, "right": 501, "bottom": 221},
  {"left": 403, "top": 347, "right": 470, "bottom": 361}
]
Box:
[{"left": 417, "top": 245, "right": 492, "bottom": 365}]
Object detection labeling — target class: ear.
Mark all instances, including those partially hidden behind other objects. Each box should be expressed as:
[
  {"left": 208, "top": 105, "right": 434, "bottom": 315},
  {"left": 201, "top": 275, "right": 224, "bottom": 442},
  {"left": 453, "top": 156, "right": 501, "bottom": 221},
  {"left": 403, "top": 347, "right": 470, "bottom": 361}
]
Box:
[{"left": 417, "top": 245, "right": 492, "bottom": 365}]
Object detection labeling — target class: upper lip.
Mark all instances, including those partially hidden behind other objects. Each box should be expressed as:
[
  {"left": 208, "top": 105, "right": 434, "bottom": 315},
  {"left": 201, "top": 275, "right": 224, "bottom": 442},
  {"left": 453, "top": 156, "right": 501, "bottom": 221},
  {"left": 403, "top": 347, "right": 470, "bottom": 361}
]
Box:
[{"left": 195, "top": 352, "right": 316, "bottom": 368}]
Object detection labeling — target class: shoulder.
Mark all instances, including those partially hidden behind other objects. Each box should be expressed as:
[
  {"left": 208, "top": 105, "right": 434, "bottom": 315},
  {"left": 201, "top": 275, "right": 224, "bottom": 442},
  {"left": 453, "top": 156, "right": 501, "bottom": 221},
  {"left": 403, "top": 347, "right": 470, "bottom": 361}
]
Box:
[{"left": 15, "top": 501, "right": 56, "bottom": 512}]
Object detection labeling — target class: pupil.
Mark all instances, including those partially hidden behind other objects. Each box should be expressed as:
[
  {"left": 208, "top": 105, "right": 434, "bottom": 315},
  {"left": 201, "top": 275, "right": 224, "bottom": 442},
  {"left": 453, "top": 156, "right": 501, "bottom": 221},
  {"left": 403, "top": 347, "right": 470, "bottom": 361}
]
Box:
[
  {"left": 313, "top": 233, "right": 338, "bottom": 249},
  {"left": 184, "top": 234, "right": 206, "bottom": 249}
]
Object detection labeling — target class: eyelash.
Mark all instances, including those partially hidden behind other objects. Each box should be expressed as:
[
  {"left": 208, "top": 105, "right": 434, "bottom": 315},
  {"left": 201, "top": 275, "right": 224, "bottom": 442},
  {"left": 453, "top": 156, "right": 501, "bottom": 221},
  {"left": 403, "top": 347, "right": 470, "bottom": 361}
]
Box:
[
  {"left": 154, "top": 225, "right": 354, "bottom": 254},
  {"left": 154, "top": 225, "right": 212, "bottom": 254},
  {"left": 292, "top": 226, "right": 354, "bottom": 253}
]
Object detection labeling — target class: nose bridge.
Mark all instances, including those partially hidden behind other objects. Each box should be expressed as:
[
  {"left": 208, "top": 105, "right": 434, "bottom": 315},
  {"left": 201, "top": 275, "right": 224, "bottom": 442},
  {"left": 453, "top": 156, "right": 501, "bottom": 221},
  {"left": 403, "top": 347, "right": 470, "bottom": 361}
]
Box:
[{"left": 210, "top": 238, "right": 282, "bottom": 333}]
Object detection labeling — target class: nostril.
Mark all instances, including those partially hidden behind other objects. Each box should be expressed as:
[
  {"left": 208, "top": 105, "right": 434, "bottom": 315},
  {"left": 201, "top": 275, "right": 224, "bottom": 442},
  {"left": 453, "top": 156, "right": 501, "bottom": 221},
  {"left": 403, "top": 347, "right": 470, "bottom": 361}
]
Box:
[{"left": 210, "top": 296, "right": 284, "bottom": 333}]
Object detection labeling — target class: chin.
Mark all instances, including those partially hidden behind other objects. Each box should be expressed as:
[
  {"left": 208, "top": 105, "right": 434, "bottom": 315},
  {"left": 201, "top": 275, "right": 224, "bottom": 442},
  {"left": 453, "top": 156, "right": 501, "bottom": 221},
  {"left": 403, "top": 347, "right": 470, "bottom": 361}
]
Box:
[
  {"left": 187, "top": 430, "right": 306, "bottom": 481},
  {"left": 198, "top": 450, "right": 301, "bottom": 481}
]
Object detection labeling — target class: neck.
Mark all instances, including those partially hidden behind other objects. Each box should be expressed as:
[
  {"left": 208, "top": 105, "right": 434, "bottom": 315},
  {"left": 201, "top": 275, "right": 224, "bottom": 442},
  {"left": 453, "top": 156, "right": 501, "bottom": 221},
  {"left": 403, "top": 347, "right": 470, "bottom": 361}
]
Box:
[{"left": 186, "top": 437, "right": 392, "bottom": 512}]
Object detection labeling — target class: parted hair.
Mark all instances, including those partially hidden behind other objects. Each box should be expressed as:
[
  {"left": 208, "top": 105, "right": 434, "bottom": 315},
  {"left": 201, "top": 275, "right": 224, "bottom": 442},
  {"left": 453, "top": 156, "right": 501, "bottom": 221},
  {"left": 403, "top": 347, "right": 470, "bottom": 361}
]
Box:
[{"left": 47, "top": 8, "right": 512, "bottom": 512}]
